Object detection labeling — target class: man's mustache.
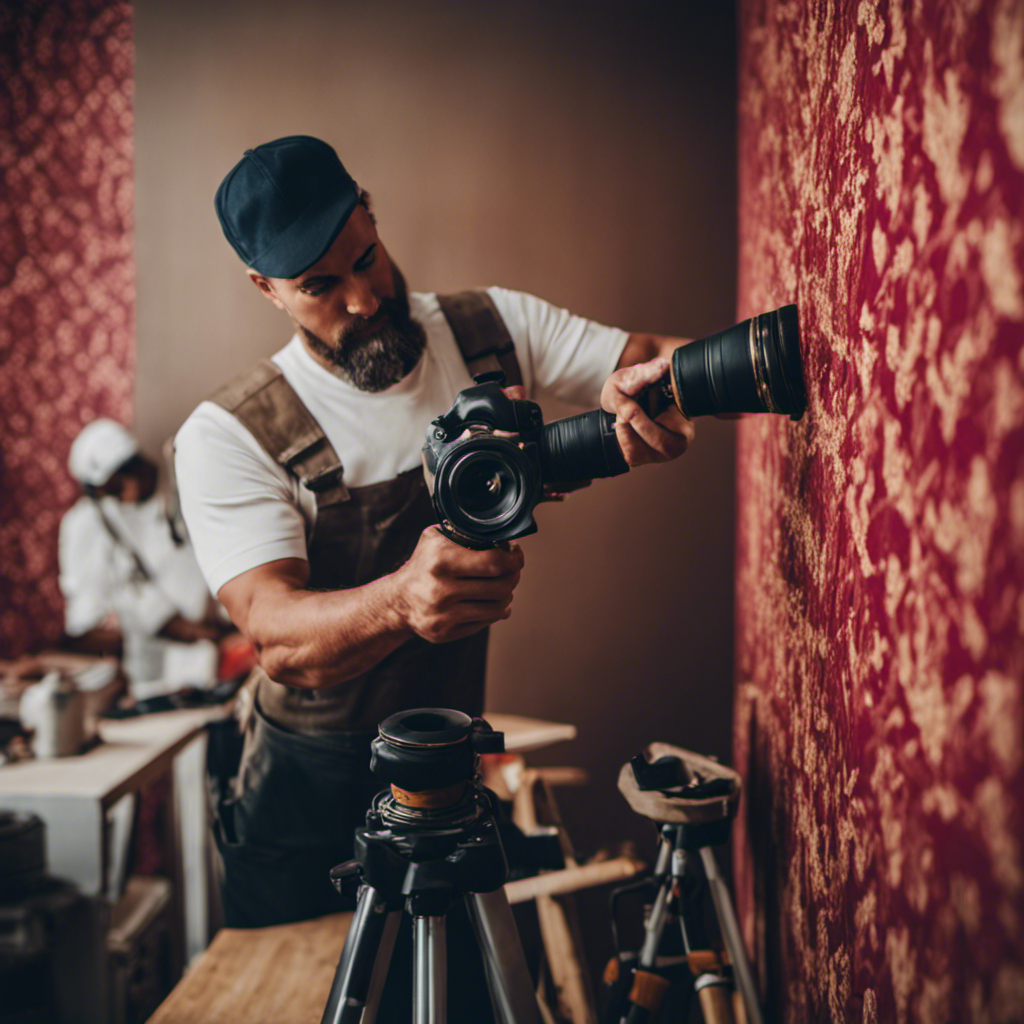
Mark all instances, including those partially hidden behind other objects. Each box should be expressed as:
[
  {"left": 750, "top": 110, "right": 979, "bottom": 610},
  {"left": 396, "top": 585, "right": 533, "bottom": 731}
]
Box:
[
  {"left": 339, "top": 297, "right": 409, "bottom": 346},
  {"left": 340, "top": 308, "right": 391, "bottom": 346}
]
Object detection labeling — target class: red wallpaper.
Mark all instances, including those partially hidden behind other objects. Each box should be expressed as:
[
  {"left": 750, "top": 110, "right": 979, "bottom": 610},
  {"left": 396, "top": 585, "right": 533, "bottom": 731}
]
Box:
[
  {"left": 733, "top": 2, "right": 1024, "bottom": 1022},
  {"left": 0, "top": 1, "right": 135, "bottom": 658}
]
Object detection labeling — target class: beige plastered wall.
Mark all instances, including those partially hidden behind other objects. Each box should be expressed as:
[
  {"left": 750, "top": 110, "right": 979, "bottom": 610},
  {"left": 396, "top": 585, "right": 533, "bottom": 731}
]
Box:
[{"left": 134, "top": 0, "right": 739, "bottom": 975}]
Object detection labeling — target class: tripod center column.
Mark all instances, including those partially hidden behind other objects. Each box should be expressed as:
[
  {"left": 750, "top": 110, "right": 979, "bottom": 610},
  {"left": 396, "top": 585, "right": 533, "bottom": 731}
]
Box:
[{"left": 413, "top": 915, "right": 447, "bottom": 1024}]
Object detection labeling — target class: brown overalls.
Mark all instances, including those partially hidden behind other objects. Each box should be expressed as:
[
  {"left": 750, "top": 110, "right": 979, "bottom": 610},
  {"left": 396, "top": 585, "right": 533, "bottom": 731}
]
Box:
[{"left": 206, "top": 292, "right": 523, "bottom": 940}]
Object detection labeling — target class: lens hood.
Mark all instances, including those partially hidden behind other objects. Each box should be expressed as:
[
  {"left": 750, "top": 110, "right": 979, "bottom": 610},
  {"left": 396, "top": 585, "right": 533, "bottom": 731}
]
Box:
[
  {"left": 670, "top": 304, "right": 806, "bottom": 421},
  {"left": 759, "top": 304, "right": 806, "bottom": 420}
]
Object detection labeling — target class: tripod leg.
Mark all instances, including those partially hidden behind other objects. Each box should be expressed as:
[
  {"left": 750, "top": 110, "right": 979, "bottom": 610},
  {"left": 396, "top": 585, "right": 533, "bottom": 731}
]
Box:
[
  {"left": 620, "top": 872, "right": 674, "bottom": 1024},
  {"left": 698, "top": 848, "right": 763, "bottom": 1024},
  {"left": 693, "top": 974, "right": 736, "bottom": 1024},
  {"left": 466, "top": 891, "right": 542, "bottom": 1024},
  {"left": 321, "top": 885, "right": 401, "bottom": 1024},
  {"left": 413, "top": 915, "right": 447, "bottom": 1024}
]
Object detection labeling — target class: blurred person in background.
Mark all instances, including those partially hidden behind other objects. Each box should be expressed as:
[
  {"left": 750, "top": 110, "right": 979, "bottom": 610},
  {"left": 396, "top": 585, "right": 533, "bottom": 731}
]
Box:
[{"left": 60, "top": 417, "right": 247, "bottom": 705}]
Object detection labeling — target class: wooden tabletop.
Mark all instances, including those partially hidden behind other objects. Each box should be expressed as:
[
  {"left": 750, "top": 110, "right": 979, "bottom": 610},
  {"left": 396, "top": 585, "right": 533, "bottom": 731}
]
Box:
[
  {"left": 485, "top": 711, "right": 576, "bottom": 753},
  {"left": 147, "top": 912, "right": 354, "bottom": 1024}
]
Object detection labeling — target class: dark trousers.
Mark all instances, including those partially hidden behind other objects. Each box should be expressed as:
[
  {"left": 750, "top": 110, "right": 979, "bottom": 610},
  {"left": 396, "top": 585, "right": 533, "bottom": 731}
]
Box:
[
  {"left": 210, "top": 705, "right": 378, "bottom": 927},
  {"left": 208, "top": 705, "right": 496, "bottom": 1022}
]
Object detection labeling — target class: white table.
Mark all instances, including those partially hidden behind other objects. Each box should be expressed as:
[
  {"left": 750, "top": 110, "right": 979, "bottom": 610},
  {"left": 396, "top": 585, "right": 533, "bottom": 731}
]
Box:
[{"left": 0, "top": 705, "right": 226, "bottom": 966}]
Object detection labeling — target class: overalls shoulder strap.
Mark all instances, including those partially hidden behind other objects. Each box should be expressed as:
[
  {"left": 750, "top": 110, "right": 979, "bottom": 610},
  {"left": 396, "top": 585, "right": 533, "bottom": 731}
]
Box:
[
  {"left": 437, "top": 290, "right": 524, "bottom": 387},
  {"left": 208, "top": 359, "right": 349, "bottom": 507}
]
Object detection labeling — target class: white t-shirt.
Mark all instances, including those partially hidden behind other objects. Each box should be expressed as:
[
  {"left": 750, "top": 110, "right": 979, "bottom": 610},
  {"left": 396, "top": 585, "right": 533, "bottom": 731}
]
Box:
[
  {"left": 175, "top": 287, "right": 628, "bottom": 595},
  {"left": 59, "top": 494, "right": 222, "bottom": 691},
  {"left": 59, "top": 494, "right": 211, "bottom": 637}
]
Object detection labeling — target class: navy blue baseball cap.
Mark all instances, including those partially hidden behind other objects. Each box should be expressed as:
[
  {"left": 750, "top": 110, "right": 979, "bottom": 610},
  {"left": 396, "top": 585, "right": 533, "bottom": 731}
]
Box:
[{"left": 214, "top": 135, "right": 360, "bottom": 278}]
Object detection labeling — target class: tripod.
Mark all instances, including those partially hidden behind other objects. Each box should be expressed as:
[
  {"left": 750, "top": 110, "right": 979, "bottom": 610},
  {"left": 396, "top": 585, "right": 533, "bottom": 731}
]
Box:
[
  {"left": 319, "top": 712, "right": 541, "bottom": 1024},
  {"left": 603, "top": 745, "right": 763, "bottom": 1024}
]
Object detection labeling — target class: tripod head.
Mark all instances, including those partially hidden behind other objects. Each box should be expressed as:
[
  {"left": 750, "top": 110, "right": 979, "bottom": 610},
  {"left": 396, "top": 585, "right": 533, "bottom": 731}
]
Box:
[
  {"left": 619, "top": 743, "right": 741, "bottom": 850},
  {"left": 368, "top": 708, "right": 504, "bottom": 824},
  {"left": 332, "top": 709, "right": 511, "bottom": 916}
]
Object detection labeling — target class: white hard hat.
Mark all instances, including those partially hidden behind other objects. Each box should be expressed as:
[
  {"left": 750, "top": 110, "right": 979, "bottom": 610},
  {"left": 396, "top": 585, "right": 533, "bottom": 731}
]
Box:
[{"left": 68, "top": 418, "right": 139, "bottom": 487}]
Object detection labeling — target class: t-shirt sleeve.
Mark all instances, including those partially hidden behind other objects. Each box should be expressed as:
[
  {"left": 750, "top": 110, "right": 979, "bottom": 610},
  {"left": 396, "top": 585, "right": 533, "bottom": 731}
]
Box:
[
  {"left": 174, "top": 402, "right": 310, "bottom": 595},
  {"left": 485, "top": 287, "right": 629, "bottom": 408}
]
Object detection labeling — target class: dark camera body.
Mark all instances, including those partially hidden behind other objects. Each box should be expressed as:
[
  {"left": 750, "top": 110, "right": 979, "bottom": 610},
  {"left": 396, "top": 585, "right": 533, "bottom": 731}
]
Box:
[
  {"left": 422, "top": 374, "right": 627, "bottom": 547},
  {"left": 423, "top": 304, "right": 807, "bottom": 548}
]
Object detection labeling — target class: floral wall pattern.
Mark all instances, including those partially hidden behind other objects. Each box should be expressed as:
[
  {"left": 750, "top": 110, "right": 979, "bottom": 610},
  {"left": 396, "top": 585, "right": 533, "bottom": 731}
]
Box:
[
  {"left": 0, "top": 0, "right": 134, "bottom": 657},
  {"left": 732, "top": 2, "right": 1024, "bottom": 1022}
]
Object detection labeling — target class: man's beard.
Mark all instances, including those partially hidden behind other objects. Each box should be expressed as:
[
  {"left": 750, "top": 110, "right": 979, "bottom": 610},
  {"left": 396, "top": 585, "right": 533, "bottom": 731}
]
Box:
[{"left": 300, "top": 265, "right": 426, "bottom": 392}]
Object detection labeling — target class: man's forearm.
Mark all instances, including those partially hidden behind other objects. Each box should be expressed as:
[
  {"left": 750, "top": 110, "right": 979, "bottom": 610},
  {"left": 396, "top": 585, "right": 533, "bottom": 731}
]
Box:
[
  {"left": 237, "top": 569, "right": 412, "bottom": 689},
  {"left": 219, "top": 529, "right": 523, "bottom": 690},
  {"left": 617, "top": 331, "right": 689, "bottom": 370}
]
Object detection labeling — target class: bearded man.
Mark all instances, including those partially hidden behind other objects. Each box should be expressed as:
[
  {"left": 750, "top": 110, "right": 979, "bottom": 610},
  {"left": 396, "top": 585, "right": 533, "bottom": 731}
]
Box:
[{"left": 174, "top": 136, "right": 692, "bottom": 949}]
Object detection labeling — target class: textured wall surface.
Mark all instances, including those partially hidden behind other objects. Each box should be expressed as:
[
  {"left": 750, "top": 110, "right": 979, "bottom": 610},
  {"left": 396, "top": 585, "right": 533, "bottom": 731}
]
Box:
[
  {"left": 733, "top": 2, "right": 1024, "bottom": 1022},
  {"left": 0, "top": 1, "right": 135, "bottom": 657}
]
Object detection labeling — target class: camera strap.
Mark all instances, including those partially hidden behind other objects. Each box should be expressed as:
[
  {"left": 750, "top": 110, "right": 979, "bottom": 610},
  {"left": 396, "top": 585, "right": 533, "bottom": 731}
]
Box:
[{"left": 437, "top": 291, "right": 523, "bottom": 388}]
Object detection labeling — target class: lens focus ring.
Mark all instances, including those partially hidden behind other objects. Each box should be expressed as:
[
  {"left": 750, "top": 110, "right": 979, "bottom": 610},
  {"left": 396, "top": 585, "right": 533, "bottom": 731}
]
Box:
[{"left": 748, "top": 315, "right": 778, "bottom": 414}]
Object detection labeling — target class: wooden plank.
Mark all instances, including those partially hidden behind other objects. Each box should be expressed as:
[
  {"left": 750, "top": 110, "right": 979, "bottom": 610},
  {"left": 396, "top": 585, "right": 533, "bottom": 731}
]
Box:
[
  {"left": 485, "top": 712, "right": 577, "bottom": 753},
  {"left": 504, "top": 856, "right": 645, "bottom": 904},
  {"left": 147, "top": 912, "right": 353, "bottom": 1024}
]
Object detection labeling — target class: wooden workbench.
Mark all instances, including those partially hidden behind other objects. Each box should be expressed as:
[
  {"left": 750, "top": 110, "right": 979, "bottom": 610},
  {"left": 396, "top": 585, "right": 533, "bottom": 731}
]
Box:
[
  {"left": 147, "top": 912, "right": 354, "bottom": 1024},
  {"left": 482, "top": 711, "right": 576, "bottom": 753},
  {"left": 0, "top": 704, "right": 226, "bottom": 896}
]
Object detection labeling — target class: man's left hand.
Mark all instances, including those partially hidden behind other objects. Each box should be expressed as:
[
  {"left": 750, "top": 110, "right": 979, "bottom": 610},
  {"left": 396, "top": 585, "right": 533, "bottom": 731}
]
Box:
[{"left": 601, "top": 356, "right": 694, "bottom": 467}]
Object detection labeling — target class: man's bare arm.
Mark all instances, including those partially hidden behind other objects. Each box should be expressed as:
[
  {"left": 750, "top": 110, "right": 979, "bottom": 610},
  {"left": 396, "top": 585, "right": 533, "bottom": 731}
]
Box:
[{"left": 217, "top": 526, "right": 524, "bottom": 690}]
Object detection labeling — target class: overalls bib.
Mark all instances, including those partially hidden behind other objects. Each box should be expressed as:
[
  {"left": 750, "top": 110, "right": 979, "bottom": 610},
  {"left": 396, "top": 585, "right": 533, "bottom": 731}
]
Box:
[{"left": 206, "top": 292, "right": 523, "bottom": 935}]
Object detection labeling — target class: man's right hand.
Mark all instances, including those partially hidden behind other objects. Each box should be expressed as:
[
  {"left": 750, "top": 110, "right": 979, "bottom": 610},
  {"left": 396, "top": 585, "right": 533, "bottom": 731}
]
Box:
[
  {"left": 216, "top": 528, "right": 524, "bottom": 689},
  {"left": 394, "top": 526, "right": 524, "bottom": 644}
]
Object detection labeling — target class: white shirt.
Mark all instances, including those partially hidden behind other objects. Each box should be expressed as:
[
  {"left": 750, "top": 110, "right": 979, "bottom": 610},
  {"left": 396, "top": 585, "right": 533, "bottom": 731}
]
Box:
[
  {"left": 175, "top": 287, "right": 628, "bottom": 595},
  {"left": 59, "top": 494, "right": 212, "bottom": 636}
]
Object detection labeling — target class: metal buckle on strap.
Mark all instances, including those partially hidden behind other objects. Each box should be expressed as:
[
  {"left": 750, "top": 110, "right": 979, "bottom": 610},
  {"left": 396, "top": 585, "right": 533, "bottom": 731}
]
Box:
[{"left": 304, "top": 466, "right": 345, "bottom": 493}]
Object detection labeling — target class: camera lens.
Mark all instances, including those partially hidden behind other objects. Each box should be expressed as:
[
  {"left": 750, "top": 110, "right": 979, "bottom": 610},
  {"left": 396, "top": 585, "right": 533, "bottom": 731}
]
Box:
[
  {"left": 431, "top": 435, "right": 541, "bottom": 544},
  {"left": 453, "top": 456, "right": 520, "bottom": 518},
  {"left": 670, "top": 304, "right": 806, "bottom": 420},
  {"left": 539, "top": 408, "right": 628, "bottom": 484}
]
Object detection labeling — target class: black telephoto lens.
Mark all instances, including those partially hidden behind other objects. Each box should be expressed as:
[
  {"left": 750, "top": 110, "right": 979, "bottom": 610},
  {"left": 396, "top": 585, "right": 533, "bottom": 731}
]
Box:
[
  {"left": 530, "top": 304, "right": 806, "bottom": 489},
  {"left": 670, "top": 304, "right": 806, "bottom": 420}
]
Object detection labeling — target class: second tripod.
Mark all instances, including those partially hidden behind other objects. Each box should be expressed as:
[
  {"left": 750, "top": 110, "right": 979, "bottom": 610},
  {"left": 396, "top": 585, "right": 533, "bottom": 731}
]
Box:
[
  {"left": 319, "top": 709, "right": 540, "bottom": 1024},
  {"left": 603, "top": 744, "right": 764, "bottom": 1024}
]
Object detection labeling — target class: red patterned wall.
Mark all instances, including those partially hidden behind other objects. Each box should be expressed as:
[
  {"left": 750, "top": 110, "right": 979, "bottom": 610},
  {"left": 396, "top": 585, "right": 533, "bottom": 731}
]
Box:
[
  {"left": 0, "top": 1, "right": 135, "bottom": 658},
  {"left": 733, "top": 2, "right": 1024, "bottom": 1022}
]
